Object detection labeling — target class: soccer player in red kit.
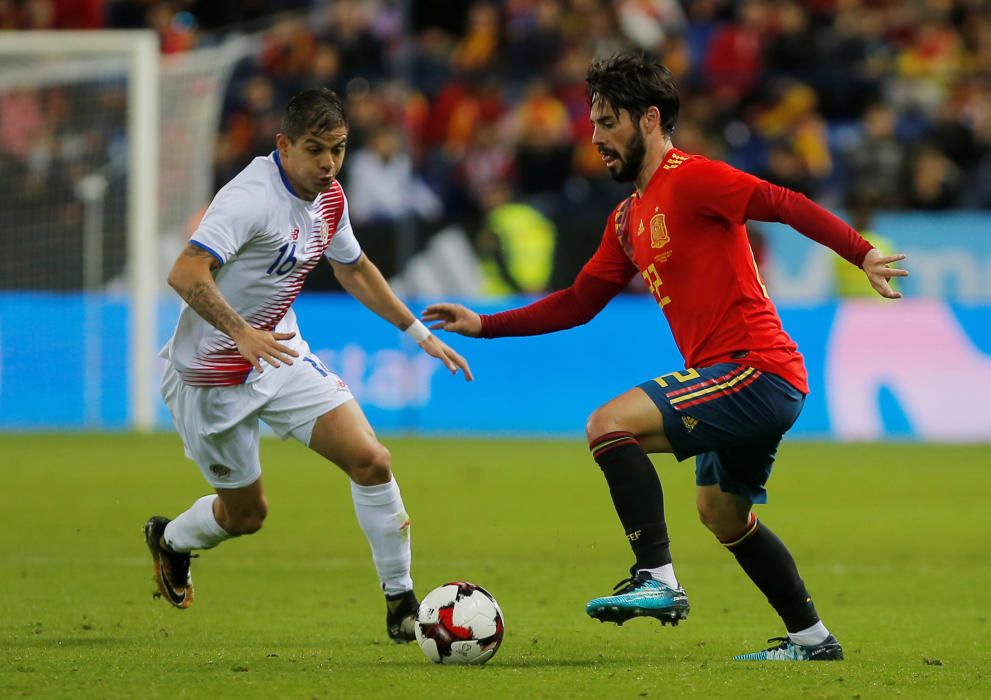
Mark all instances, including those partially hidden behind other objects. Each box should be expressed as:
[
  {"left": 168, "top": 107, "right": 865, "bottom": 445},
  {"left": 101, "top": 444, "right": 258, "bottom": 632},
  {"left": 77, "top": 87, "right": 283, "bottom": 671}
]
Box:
[{"left": 424, "top": 55, "right": 909, "bottom": 661}]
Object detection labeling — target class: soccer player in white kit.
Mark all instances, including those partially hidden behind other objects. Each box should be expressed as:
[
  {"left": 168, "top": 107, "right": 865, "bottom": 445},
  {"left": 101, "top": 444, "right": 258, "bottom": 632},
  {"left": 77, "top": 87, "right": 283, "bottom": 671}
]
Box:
[{"left": 145, "top": 89, "right": 472, "bottom": 642}]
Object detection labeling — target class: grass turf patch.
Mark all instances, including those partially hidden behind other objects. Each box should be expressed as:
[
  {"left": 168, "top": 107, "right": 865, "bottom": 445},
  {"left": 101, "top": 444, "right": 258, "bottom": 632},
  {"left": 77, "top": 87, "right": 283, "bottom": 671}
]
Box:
[{"left": 1, "top": 434, "right": 989, "bottom": 698}]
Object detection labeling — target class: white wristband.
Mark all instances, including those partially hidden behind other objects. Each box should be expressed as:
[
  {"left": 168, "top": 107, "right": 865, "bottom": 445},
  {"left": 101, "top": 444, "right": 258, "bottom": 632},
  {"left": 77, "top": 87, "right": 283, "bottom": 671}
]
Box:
[{"left": 403, "top": 319, "right": 431, "bottom": 343}]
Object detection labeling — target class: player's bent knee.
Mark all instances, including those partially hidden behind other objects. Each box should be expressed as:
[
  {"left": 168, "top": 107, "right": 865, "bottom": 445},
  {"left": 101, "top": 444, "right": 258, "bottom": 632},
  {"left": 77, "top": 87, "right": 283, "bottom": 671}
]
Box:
[
  {"left": 227, "top": 513, "right": 266, "bottom": 535},
  {"left": 696, "top": 506, "right": 721, "bottom": 534},
  {"left": 696, "top": 502, "right": 746, "bottom": 540},
  {"left": 348, "top": 444, "right": 393, "bottom": 486},
  {"left": 585, "top": 407, "right": 623, "bottom": 443},
  {"left": 223, "top": 502, "right": 268, "bottom": 535}
]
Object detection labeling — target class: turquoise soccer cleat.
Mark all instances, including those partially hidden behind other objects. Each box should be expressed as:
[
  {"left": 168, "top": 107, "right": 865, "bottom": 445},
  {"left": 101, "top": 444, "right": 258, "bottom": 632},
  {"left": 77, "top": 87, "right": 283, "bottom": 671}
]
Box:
[
  {"left": 585, "top": 572, "right": 689, "bottom": 626},
  {"left": 733, "top": 635, "right": 844, "bottom": 661}
]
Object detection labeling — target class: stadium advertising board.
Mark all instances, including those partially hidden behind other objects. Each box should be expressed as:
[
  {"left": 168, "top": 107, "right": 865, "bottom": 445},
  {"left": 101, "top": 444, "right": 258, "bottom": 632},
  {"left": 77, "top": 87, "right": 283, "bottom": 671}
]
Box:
[
  {"left": 2, "top": 294, "right": 989, "bottom": 442},
  {"left": 761, "top": 213, "right": 991, "bottom": 302}
]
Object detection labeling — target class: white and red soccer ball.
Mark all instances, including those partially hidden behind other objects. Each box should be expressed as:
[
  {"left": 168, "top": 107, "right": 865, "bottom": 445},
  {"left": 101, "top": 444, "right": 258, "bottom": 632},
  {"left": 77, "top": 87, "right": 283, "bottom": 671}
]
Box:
[{"left": 414, "top": 581, "right": 505, "bottom": 665}]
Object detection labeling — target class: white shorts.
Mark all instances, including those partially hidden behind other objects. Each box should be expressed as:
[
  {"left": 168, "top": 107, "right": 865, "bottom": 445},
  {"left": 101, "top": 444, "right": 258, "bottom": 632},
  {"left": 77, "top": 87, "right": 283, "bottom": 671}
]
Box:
[{"left": 161, "top": 351, "right": 354, "bottom": 489}]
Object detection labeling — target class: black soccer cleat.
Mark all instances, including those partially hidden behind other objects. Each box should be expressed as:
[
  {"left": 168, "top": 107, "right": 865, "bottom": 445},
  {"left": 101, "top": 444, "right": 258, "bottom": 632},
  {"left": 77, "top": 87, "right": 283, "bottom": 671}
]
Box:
[
  {"left": 385, "top": 589, "right": 419, "bottom": 643},
  {"left": 144, "top": 516, "right": 194, "bottom": 609}
]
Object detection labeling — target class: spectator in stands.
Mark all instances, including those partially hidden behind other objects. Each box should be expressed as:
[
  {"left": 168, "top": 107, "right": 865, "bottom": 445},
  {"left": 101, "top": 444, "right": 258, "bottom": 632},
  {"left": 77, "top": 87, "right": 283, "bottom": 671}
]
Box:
[
  {"left": 906, "top": 144, "right": 965, "bottom": 210},
  {"left": 345, "top": 124, "right": 442, "bottom": 226},
  {"left": 812, "top": 6, "right": 887, "bottom": 121},
  {"left": 844, "top": 103, "right": 906, "bottom": 208},
  {"left": 147, "top": 3, "right": 198, "bottom": 54},
  {"left": 219, "top": 74, "right": 281, "bottom": 184},
  {"left": 0, "top": 88, "right": 43, "bottom": 161},
  {"left": 616, "top": 0, "right": 686, "bottom": 54},
  {"left": 451, "top": 1, "right": 502, "bottom": 74},
  {"left": 8, "top": 0, "right": 991, "bottom": 297},
  {"left": 425, "top": 73, "right": 505, "bottom": 159},
  {"left": 895, "top": 11, "right": 965, "bottom": 102},
  {"left": 581, "top": 2, "right": 628, "bottom": 61},
  {"left": 258, "top": 13, "right": 315, "bottom": 86},
  {"left": 473, "top": 182, "right": 556, "bottom": 297},
  {"left": 505, "top": 0, "right": 567, "bottom": 81},
  {"left": 296, "top": 42, "right": 346, "bottom": 96},
  {"left": 318, "top": 0, "right": 387, "bottom": 85},
  {"left": 763, "top": 142, "right": 817, "bottom": 198},
  {"left": 457, "top": 121, "right": 515, "bottom": 210},
  {"left": 763, "top": 1, "right": 820, "bottom": 83},
  {"left": 703, "top": 0, "right": 768, "bottom": 101},
  {"left": 508, "top": 78, "right": 574, "bottom": 198},
  {"left": 754, "top": 80, "right": 832, "bottom": 188},
  {"left": 18, "top": 0, "right": 55, "bottom": 29},
  {"left": 408, "top": 26, "right": 455, "bottom": 99},
  {"left": 929, "top": 92, "right": 982, "bottom": 173}
]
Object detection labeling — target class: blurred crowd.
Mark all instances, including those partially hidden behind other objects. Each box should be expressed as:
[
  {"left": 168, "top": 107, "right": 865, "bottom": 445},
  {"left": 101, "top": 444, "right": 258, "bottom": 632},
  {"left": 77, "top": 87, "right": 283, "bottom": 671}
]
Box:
[{"left": 3, "top": 0, "right": 991, "bottom": 292}]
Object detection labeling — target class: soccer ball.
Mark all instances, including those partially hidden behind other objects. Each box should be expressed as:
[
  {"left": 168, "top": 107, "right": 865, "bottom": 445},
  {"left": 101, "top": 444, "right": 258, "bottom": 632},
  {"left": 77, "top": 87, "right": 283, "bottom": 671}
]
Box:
[{"left": 414, "top": 581, "right": 505, "bottom": 665}]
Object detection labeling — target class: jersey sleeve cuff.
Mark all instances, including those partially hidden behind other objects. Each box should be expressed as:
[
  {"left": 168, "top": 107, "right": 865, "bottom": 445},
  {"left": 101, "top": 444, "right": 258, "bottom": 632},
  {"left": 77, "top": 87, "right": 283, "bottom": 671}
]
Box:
[
  {"left": 330, "top": 250, "right": 362, "bottom": 265},
  {"left": 189, "top": 240, "right": 225, "bottom": 266}
]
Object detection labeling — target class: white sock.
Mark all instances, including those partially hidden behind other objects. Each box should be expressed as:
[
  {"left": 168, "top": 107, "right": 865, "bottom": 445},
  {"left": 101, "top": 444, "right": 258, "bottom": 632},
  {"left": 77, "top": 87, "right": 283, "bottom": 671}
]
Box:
[
  {"left": 788, "top": 620, "right": 830, "bottom": 647},
  {"left": 638, "top": 563, "right": 679, "bottom": 589},
  {"left": 164, "top": 495, "right": 231, "bottom": 553},
  {"left": 351, "top": 479, "right": 413, "bottom": 596}
]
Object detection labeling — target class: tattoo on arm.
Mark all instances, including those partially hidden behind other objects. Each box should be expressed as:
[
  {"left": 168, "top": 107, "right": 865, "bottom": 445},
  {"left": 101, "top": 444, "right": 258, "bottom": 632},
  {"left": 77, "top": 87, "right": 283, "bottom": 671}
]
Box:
[
  {"left": 182, "top": 244, "right": 221, "bottom": 269},
  {"left": 176, "top": 245, "right": 248, "bottom": 337},
  {"left": 183, "top": 280, "right": 250, "bottom": 338}
]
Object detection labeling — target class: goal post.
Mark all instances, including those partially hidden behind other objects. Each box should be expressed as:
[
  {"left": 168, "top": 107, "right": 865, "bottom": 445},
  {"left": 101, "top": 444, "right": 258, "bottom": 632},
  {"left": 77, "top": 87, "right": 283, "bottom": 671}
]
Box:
[
  {"left": 128, "top": 32, "right": 160, "bottom": 433},
  {"left": 0, "top": 31, "right": 159, "bottom": 430},
  {"left": 2, "top": 30, "right": 257, "bottom": 432}
]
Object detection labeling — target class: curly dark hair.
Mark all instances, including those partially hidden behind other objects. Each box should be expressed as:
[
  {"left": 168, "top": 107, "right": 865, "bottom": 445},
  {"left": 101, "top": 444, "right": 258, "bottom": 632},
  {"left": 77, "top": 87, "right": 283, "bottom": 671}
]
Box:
[
  {"left": 282, "top": 88, "right": 347, "bottom": 141},
  {"left": 585, "top": 55, "right": 679, "bottom": 136}
]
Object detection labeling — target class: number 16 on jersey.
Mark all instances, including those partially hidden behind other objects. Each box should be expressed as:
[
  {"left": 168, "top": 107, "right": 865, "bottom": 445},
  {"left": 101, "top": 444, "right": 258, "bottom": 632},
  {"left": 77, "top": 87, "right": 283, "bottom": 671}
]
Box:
[{"left": 267, "top": 243, "right": 298, "bottom": 276}]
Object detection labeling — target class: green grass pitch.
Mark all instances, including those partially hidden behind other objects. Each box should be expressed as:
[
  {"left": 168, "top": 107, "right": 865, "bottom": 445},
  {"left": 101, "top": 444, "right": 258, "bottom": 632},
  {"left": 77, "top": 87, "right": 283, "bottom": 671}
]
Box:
[{"left": 1, "top": 434, "right": 989, "bottom": 699}]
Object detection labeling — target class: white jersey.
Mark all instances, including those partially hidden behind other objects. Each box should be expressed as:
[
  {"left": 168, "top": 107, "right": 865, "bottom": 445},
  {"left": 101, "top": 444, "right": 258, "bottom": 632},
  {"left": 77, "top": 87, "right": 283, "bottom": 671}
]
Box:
[{"left": 164, "top": 151, "right": 361, "bottom": 387}]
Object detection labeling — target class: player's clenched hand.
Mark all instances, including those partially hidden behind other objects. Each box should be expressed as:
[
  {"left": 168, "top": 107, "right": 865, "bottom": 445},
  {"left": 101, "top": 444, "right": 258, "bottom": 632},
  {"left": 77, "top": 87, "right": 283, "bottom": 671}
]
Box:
[
  {"left": 418, "top": 335, "right": 474, "bottom": 381},
  {"left": 232, "top": 327, "right": 300, "bottom": 373},
  {"left": 421, "top": 303, "right": 483, "bottom": 337},
  {"left": 862, "top": 248, "right": 909, "bottom": 299}
]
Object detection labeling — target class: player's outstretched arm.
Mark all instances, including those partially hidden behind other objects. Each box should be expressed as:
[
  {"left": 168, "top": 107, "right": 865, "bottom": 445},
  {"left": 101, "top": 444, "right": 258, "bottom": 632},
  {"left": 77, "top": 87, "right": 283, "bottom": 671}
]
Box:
[
  {"left": 424, "top": 270, "right": 625, "bottom": 339},
  {"left": 861, "top": 248, "right": 909, "bottom": 299},
  {"left": 331, "top": 255, "right": 473, "bottom": 381},
  {"left": 421, "top": 303, "right": 483, "bottom": 337},
  {"left": 168, "top": 244, "right": 299, "bottom": 373}
]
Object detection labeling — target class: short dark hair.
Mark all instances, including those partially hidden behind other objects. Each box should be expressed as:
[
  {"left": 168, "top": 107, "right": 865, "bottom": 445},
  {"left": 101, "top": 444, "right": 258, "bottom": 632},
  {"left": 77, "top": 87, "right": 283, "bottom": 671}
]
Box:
[
  {"left": 282, "top": 88, "right": 347, "bottom": 141},
  {"left": 585, "top": 55, "right": 679, "bottom": 135}
]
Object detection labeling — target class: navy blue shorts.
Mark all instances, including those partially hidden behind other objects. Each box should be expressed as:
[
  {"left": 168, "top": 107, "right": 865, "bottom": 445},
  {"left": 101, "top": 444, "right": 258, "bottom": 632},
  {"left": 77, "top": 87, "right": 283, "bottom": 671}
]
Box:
[{"left": 637, "top": 364, "right": 805, "bottom": 504}]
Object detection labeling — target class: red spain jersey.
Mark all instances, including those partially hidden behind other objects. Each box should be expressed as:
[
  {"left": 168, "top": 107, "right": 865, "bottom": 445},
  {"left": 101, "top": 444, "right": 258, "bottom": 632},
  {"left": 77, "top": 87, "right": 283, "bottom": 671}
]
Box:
[{"left": 583, "top": 148, "right": 809, "bottom": 393}]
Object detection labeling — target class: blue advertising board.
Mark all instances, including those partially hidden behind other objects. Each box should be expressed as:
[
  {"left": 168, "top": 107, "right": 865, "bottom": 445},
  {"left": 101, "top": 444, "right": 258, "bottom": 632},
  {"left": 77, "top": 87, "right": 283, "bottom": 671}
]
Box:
[
  {"left": 3, "top": 293, "right": 990, "bottom": 442},
  {"left": 760, "top": 212, "right": 991, "bottom": 301}
]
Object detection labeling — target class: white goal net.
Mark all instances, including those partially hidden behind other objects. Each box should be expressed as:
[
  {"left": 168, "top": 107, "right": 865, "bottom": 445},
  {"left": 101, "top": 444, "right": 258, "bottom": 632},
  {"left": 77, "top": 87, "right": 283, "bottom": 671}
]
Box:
[{"left": 0, "top": 31, "right": 251, "bottom": 430}]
